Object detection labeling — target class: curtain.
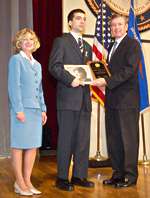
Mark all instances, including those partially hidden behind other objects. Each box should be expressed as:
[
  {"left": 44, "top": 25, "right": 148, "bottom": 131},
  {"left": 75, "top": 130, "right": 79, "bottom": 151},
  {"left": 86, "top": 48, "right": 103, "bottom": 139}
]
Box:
[{"left": 32, "top": 0, "right": 62, "bottom": 149}]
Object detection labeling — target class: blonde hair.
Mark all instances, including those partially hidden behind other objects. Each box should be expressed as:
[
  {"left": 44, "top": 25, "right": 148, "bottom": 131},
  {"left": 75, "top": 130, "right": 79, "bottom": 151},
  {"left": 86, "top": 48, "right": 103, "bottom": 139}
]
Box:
[{"left": 13, "top": 28, "right": 40, "bottom": 53}]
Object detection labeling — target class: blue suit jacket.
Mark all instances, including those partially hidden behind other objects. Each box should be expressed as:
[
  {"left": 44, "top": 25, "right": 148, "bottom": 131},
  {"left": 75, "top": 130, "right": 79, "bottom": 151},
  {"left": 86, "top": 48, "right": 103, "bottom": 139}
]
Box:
[{"left": 8, "top": 53, "right": 46, "bottom": 113}]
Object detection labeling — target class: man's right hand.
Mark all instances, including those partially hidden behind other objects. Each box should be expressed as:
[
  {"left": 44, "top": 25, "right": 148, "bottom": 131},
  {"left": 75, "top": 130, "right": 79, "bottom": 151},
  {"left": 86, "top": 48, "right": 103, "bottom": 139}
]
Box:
[
  {"left": 71, "top": 78, "right": 81, "bottom": 87},
  {"left": 16, "top": 112, "right": 25, "bottom": 122}
]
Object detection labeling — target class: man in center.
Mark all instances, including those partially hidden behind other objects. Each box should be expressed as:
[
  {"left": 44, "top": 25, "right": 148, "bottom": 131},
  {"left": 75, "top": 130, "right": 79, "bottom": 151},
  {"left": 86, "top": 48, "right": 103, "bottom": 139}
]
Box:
[{"left": 49, "top": 9, "right": 94, "bottom": 191}]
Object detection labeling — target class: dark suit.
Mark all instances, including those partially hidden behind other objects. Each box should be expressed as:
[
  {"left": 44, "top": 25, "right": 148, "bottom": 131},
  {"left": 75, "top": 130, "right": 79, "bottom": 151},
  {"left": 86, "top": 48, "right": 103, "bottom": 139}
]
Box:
[
  {"left": 104, "top": 35, "right": 141, "bottom": 182},
  {"left": 49, "top": 33, "right": 92, "bottom": 179}
]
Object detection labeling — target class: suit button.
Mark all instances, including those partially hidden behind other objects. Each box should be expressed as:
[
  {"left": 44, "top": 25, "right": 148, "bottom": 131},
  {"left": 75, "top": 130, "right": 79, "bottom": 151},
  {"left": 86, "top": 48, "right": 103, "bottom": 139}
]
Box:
[
  {"left": 36, "top": 88, "right": 39, "bottom": 91},
  {"left": 35, "top": 81, "right": 38, "bottom": 83},
  {"left": 36, "top": 96, "right": 38, "bottom": 98}
]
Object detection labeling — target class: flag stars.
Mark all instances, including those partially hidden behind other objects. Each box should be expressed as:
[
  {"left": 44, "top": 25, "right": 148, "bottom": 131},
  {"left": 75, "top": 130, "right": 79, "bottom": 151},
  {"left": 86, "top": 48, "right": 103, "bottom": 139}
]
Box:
[
  {"left": 94, "top": 2, "right": 111, "bottom": 50},
  {"left": 96, "top": 24, "right": 100, "bottom": 28}
]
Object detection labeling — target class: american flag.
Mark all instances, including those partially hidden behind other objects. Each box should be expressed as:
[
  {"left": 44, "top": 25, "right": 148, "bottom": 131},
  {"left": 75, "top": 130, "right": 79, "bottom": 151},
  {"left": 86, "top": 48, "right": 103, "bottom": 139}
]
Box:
[{"left": 91, "top": 1, "right": 112, "bottom": 106}]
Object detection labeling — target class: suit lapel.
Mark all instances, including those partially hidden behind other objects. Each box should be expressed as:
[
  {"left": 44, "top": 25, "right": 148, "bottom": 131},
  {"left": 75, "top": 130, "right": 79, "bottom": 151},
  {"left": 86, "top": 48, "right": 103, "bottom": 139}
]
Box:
[
  {"left": 20, "top": 54, "right": 39, "bottom": 75},
  {"left": 109, "top": 35, "right": 128, "bottom": 63}
]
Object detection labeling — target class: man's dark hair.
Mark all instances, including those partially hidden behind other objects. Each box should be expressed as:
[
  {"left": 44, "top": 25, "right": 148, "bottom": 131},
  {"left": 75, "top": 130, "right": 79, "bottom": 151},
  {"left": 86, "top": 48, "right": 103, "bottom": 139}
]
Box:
[{"left": 67, "top": 9, "right": 86, "bottom": 23}]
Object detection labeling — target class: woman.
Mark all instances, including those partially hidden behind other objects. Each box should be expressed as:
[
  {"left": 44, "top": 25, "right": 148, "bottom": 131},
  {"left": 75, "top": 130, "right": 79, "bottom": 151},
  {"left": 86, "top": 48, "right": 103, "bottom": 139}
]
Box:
[{"left": 8, "top": 28, "right": 47, "bottom": 196}]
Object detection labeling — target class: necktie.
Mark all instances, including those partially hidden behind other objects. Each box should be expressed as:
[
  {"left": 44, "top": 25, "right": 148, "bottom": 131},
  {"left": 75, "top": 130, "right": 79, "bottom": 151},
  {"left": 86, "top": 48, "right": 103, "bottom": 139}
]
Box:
[
  {"left": 110, "top": 41, "right": 118, "bottom": 58},
  {"left": 78, "top": 37, "right": 84, "bottom": 53}
]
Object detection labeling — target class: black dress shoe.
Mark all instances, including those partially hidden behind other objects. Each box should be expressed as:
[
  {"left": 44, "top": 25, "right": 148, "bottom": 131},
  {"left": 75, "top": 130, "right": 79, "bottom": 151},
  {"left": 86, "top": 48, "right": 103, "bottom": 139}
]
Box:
[
  {"left": 71, "top": 177, "right": 95, "bottom": 188},
  {"left": 115, "top": 180, "right": 136, "bottom": 188},
  {"left": 103, "top": 177, "right": 124, "bottom": 186},
  {"left": 56, "top": 178, "right": 74, "bottom": 191}
]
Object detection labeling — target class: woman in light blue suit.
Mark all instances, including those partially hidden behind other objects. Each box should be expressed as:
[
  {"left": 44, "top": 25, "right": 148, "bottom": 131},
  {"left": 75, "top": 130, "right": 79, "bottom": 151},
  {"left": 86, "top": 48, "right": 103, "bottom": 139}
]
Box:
[{"left": 8, "top": 28, "right": 47, "bottom": 196}]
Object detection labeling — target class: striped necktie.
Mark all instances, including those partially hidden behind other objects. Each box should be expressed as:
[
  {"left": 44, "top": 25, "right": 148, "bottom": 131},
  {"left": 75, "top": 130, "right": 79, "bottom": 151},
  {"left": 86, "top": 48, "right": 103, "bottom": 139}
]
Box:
[{"left": 78, "top": 37, "right": 84, "bottom": 53}]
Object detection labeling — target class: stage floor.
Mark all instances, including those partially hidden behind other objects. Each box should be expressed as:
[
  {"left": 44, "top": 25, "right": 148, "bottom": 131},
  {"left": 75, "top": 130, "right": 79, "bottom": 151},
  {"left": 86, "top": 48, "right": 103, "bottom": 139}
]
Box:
[{"left": 0, "top": 156, "right": 150, "bottom": 198}]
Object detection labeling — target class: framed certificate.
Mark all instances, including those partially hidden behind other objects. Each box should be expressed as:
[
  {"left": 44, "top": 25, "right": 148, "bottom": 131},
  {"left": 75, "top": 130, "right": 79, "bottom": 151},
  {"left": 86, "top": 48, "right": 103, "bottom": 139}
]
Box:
[{"left": 64, "top": 64, "right": 95, "bottom": 84}]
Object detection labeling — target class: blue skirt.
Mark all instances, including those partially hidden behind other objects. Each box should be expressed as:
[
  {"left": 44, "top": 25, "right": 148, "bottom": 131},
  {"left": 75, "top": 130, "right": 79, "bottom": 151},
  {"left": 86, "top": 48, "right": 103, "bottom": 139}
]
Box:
[{"left": 10, "top": 108, "right": 42, "bottom": 149}]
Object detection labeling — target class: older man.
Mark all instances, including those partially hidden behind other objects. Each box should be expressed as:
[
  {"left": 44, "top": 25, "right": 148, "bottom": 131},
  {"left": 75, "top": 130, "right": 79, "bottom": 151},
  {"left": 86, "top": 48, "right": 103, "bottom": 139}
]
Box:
[{"left": 93, "top": 14, "right": 141, "bottom": 188}]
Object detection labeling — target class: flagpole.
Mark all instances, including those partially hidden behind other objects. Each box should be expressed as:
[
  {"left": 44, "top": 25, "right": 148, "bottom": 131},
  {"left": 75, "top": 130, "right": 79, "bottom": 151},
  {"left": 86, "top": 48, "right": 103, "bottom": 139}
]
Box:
[
  {"left": 94, "top": 0, "right": 106, "bottom": 161},
  {"left": 139, "top": 113, "right": 150, "bottom": 165},
  {"left": 94, "top": 102, "right": 107, "bottom": 161},
  {"left": 89, "top": 0, "right": 110, "bottom": 167},
  {"left": 89, "top": 101, "right": 111, "bottom": 167},
  {"left": 93, "top": 0, "right": 109, "bottom": 162}
]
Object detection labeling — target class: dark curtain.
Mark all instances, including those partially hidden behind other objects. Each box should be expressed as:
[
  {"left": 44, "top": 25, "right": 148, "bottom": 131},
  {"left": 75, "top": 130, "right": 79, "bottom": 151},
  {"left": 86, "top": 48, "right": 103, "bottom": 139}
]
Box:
[{"left": 32, "top": 0, "right": 62, "bottom": 149}]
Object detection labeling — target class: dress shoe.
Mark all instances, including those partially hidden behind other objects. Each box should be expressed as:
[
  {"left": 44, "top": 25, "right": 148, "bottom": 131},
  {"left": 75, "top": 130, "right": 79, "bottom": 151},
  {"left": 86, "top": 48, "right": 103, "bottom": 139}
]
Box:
[
  {"left": 29, "top": 187, "right": 42, "bottom": 194},
  {"left": 14, "top": 182, "right": 33, "bottom": 196},
  {"left": 71, "top": 177, "right": 95, "bottom": 188},
  {"left": 115, "top": 179, "right": 136, "bottom": 188},
  {"left": 103, "top": 177, "right": 124, "bottom": 186},
  {"left": 56, "top": 178, "right": 74, "bottom": 191}
]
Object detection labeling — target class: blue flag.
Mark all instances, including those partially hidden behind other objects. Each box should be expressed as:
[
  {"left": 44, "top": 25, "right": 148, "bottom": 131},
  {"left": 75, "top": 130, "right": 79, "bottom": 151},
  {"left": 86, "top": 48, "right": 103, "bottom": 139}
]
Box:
[{"left": 128, "top": 0, "right": 149, "bottom": 112}]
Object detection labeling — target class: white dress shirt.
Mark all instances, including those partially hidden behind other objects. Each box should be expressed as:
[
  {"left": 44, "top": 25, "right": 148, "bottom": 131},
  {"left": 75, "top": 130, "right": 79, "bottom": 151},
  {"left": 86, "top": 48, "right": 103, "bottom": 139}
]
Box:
[
  {"left": 70, "top": 31, "right": 82, "bottom": 44},
  {"left": 20, "top": 50, "right": 36, "bottom": 65}
]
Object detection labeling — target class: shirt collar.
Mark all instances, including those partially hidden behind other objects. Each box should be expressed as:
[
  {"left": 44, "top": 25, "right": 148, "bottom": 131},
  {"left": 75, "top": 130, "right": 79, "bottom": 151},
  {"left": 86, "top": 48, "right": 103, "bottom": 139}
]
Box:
[
  {"left": 20, "top": 50, "right": 36, "bottom": 65},
  {"left": 115, "top": 33, "right": 127, "bottom": 45},
  {"left": 70, "top": 31, "right": 82, "bottom": 43}
]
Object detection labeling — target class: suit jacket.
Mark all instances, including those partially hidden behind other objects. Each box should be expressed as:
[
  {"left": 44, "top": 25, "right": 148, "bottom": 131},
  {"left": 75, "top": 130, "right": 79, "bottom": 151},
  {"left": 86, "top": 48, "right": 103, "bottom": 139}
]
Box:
[
  {"left": 8, "top": 53, "right": 46, "bottom": 113},
  {"left": 49, "top": 33, "right": 92, "bottom": 111},
  {"left": 104, "top": 35, "right": 141, "bottom": 109}
]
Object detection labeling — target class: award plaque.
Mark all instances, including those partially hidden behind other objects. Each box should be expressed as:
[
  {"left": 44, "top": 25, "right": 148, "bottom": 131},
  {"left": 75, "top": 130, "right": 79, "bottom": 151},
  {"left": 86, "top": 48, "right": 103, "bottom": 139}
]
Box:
[{"left": 89, "top": 60, "right": 111, "bottom": 78}]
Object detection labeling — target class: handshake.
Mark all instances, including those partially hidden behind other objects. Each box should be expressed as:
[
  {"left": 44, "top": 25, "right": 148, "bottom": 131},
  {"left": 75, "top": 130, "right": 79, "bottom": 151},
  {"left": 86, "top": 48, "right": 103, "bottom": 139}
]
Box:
[
  {"left": 91, "top": 78, "right": 107, "bottom": 93},
  {"left": 91, "top": 77, "right": 107, "bottom": 87}
]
